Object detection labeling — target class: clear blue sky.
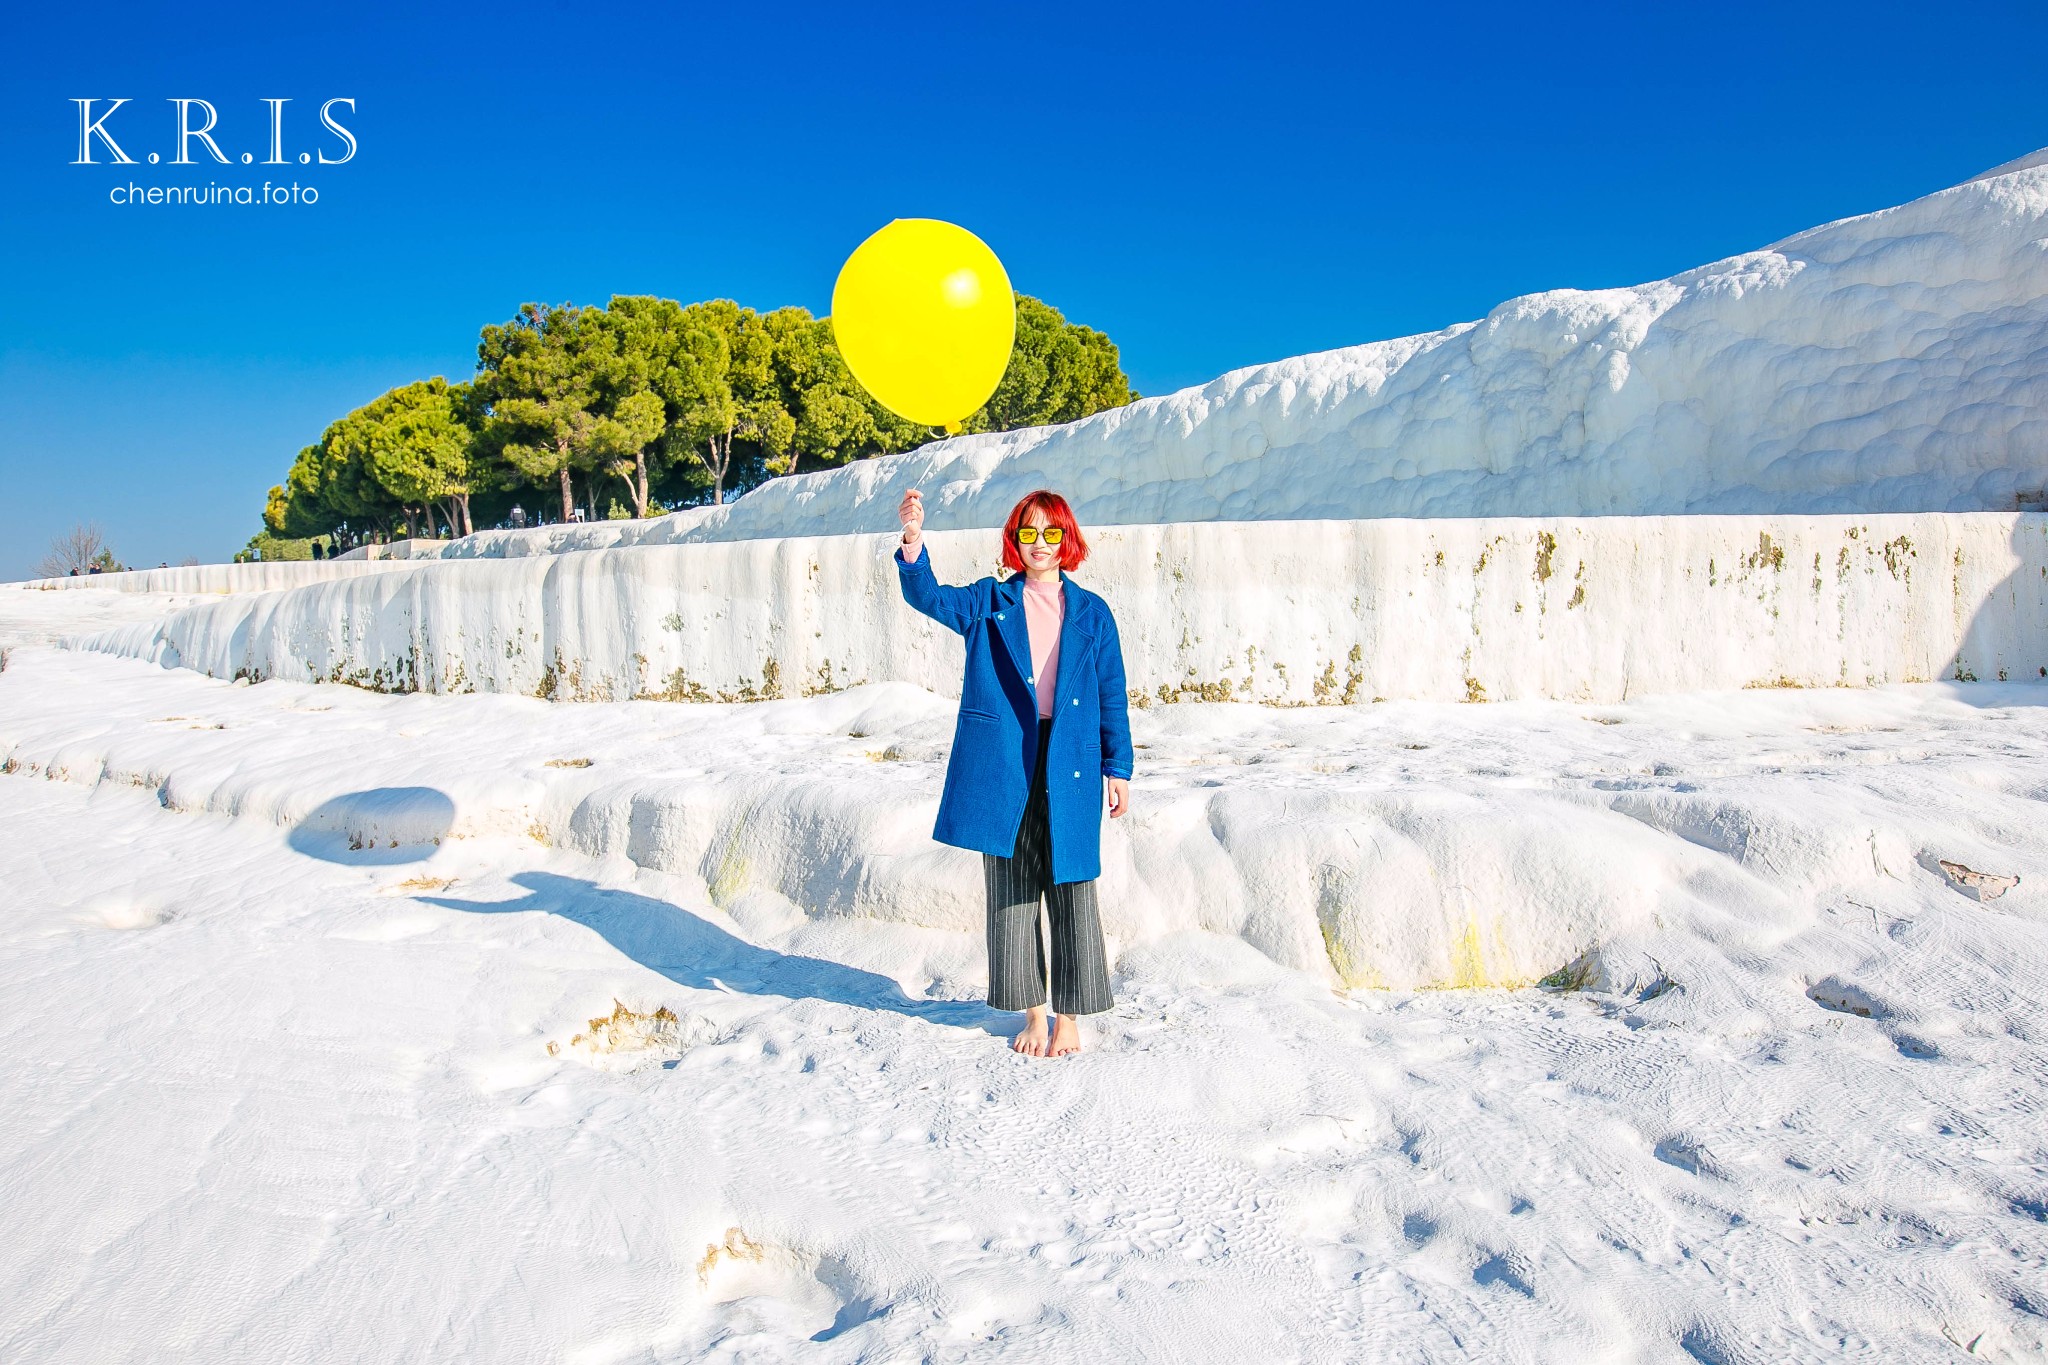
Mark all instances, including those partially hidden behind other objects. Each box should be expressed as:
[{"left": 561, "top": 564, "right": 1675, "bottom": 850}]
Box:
[{"left": 3, "top": 0, "right": 2042, "bottom": 579}]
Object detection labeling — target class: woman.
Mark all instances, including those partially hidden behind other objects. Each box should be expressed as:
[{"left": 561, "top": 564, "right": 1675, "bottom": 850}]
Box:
[{"left": 893, "top": 487, "right": 1135, "bottom": 1058}]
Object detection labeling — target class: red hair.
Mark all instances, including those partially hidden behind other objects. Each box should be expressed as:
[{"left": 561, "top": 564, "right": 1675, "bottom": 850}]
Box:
[{"left": 1000, "top": 490, "right": 1089, "bottom": 575}]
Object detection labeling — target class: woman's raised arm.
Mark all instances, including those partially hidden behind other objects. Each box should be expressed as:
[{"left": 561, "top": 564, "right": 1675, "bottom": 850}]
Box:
[{"left": 893, "top": 488, "right": 982, "bottom": 635}]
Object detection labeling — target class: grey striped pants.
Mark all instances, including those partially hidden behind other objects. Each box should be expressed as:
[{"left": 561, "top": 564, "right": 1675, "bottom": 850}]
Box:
[{"left": 981, "top": 717, "right": 1115, "bottom": 1015}]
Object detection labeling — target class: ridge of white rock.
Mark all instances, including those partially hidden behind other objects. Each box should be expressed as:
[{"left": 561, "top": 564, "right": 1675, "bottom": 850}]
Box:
[
  {"left": 1961, "top": 146, "right": 2048, "bottom": 184},
  {"left": 69, "top": 513, "right": 2048, "bottom": 705},
  {"left": 5, "top": 636, "right": 2043, "bottom": 1000},
  {"left": 381, "top": 147, "right": 2044, "bottom": 561},
  {"left": 7, "top": 559, "right": 421, "bottom": 594}
]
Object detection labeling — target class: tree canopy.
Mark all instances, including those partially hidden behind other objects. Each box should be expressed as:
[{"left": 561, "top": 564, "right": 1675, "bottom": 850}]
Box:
[
  {"left": 268, "top": 378, "right": 475, "bottom": 540},
  {"left": 964, "top": 295, "right": 1137, "bottom": 435},
  {"left": 264, "top": 291, "right": 1137, "bottom": 541}
]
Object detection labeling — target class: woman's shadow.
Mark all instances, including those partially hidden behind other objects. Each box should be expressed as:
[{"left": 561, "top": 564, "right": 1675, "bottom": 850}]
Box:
[{"left": 419, "top": 871, "right": 1000, "bottom": 1032}]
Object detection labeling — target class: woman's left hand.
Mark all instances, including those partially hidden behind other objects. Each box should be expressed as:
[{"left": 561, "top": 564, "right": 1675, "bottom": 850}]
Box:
[{"left": 1105, "top": 777, "right": 1131, "bottom": 818}]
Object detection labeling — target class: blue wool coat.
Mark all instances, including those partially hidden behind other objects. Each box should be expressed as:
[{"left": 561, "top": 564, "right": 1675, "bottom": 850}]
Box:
[{"left": 894, "top": 539, "right": 1135, "bottom": 884}]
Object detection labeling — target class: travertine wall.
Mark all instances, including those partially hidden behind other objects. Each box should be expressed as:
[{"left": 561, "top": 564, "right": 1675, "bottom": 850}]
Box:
[
  {"left": 13, "top": 560, "right": 416, "bottom": 595},
  {"left": 72, "top": 513, "right": 2048, "bottom": 704}
]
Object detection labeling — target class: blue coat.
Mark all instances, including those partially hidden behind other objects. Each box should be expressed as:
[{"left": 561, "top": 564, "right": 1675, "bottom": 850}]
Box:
[{"left": 894, "top": 539, "right": 1135, "bottom": 883}]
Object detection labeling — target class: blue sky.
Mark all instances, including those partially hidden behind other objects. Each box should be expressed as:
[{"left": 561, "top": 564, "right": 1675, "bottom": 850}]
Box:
[{"left": 2, "top": 0, "right": 2043, "bottom": 579}]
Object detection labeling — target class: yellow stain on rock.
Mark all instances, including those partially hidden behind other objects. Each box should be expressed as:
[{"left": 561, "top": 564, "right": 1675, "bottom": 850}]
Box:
[
  {"left": 1321, "top": 898, "right": 1536, "bottom": 992},
  {"left": 707, "top": 810, "right": 753, "bottom": 905},
  {"left": 1445, "top": 919, "right": 1488, "bottom": 988},
  {"left": 1318, "top": 918, "right": 1388, "bottom": 990},
  {"left": 570, "top": 999, "right": 682, "bottom": 1055},
  {"left": 697, "top": 1227, "right": 769, "bottom": 1286},
  {"left": 1417, "top": 915, "right": 1536, "bottom": 992}
]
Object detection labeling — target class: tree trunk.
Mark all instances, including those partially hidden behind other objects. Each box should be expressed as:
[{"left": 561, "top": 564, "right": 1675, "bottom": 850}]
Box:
[
  {"left": 558, "top": 465, "right": 574, "bottom": 523},
  {"left": 632, "top": 451, "right": 649, "bottom": 518},
  {"left": 454, "top": 493, "right": 472, "bottom": 537}
]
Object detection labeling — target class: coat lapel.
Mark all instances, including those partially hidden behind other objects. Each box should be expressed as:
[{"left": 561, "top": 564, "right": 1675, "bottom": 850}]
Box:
[
  {"left": 992, "top": 575, "right": 1032, "bottom": 691},
  {"left": 993, "top": 573, "right": 1099, "bottom": 706}
]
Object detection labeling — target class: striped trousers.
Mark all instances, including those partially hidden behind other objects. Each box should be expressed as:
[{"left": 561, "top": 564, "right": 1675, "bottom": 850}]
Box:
[{"left": 981, "top": 717, "right": 1115, "bottom": 1016}]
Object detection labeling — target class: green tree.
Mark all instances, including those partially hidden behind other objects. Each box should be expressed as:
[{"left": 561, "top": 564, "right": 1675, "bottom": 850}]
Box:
[
  {"left": 240, "top": 530, "right": 317, "bottom": 562},
  {"left": 664, "top": 300, "right": 796, "bottom": 505},
  {"left": 962, "top": 294, "right": 1137, "bottom": 434},
  {"left": 474, "top": 303, "right": 617, "bottom": 524},
  {"left": 328, "top": 406, "right": 409, "bottom": 533},
  {"left": 596, "top": 296, "right": 691, "bottom": 517},
  {"left": 266, "top": 400, "right": 412, "bottom": 541},
  {"left": 261, "top": 290, "right": 1141, "bottom": 531},
  {"left": 265, "top": 444, "right": 348, "bottom": 540},
  {"left": 760, "top": 306, "right": 931, "bottom": 477},
  {"left": 598, "top": 390, "right": 667, "bottom": 516},
  {"left": 363, "top": 378, "right": 477, "bottom": 537}
]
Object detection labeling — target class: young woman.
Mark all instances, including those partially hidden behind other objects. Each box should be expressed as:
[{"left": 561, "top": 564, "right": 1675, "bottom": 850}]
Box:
[{"left": 893, "top": 487, "right": 1135, "bottom": 1057}]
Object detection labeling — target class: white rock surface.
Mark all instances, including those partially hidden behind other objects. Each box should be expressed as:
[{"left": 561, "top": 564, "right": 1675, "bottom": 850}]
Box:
[
  {"left": 2, "top": 603, "right": 2044, "bottom": 1360},
  {"left": 6, "top": 612, "right": 2045, "bottom": 995},
  {"left": 69, "top": 512, "right": 2048, "bottom": 704}
]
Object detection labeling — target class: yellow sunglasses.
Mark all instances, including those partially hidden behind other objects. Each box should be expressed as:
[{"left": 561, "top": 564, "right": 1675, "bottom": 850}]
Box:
[{"left": 1014, "top": 526, "right": 1065, "bottom": 545}]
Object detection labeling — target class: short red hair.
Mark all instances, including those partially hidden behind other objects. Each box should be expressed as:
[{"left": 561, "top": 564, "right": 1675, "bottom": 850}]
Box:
[{"left": 1000, "top": 490, "right": 1089, "bottom": 574}]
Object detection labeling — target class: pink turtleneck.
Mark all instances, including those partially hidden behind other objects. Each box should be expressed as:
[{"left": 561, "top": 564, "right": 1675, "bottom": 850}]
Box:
[{"left": 1020, "top": 575, "right": 1064, "bottom": 719}]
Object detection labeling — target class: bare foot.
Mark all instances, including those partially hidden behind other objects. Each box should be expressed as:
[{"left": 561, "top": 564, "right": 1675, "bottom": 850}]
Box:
[
  {"left": 1049, "top": 1013, "right": 1082, "bottom": 1057},
  {"left": 1012, "top": 1006, "right": 1050, "bottom": 1056}
]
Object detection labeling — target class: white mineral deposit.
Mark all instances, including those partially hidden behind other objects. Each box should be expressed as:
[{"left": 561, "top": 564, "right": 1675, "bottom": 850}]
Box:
[{"left": 2, "top": 151, "right": 2043, "bottom": 1363}]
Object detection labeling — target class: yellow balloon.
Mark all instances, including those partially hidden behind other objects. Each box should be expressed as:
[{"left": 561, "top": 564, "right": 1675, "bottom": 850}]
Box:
[{"left": 830, "top": 219, "right": 1015, "bottom": 432}]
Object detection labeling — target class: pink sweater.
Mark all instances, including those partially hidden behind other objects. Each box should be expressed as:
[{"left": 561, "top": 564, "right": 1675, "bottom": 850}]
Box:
[{"left": 1021, "top": 576, "right": 1064, "bottom": 719}]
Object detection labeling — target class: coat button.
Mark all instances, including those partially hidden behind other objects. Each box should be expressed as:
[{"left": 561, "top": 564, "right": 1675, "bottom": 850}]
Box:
[
  {"left": 1070, "top": 699, "right": 1078, "bottom": 705},
  {"left": 997, "top": 613, "right": 1004, "bottom": 620},
  {"left": 1073, "top": 771, "right": 1081, "bottom": 778}
]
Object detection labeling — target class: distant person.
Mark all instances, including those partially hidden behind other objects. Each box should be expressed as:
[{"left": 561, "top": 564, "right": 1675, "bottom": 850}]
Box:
[
  {"left": 68, "top": 568, "right": 79, "bottom": 576},
  {"left": 311, "top": 541, "right": 324, "bottom": 560},
  {"left": 893, "top": 487, "right": 1135, "bottom": 1058}
]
